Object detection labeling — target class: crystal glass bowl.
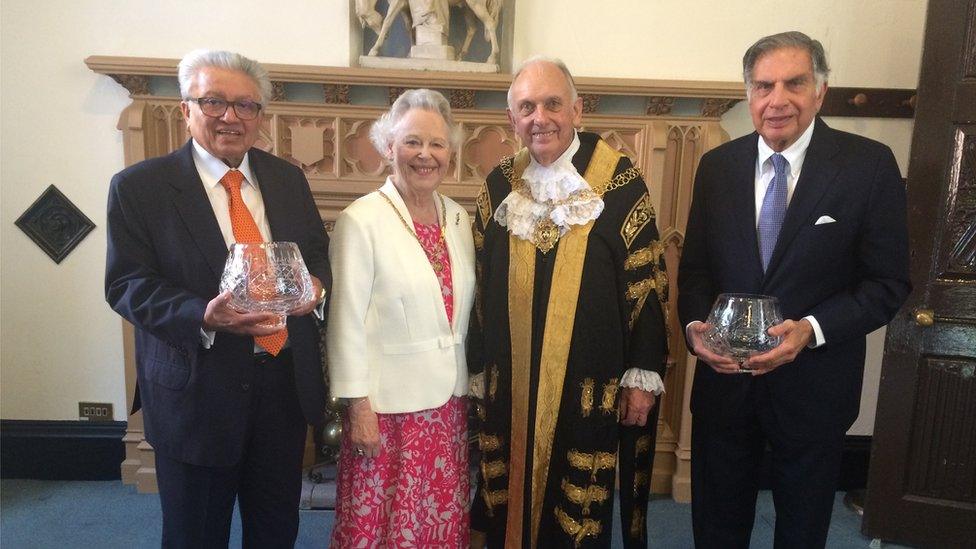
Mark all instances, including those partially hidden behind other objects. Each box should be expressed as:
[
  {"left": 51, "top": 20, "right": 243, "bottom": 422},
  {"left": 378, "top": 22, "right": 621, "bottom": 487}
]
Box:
[
  {"left": 219, "top": 242, "right": 313, "bottom": 329},
  {"left": 703, "top": 293, "right": 783, "bottom": 366}
]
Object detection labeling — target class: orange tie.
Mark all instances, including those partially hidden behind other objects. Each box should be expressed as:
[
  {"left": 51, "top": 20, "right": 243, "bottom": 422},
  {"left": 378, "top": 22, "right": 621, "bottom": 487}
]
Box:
[{"left": 219, "top": 170, "right": 287, "bottom": 356}]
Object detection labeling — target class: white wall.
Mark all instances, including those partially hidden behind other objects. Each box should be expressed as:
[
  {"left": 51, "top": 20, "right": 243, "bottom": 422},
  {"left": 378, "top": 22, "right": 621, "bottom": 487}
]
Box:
[
  {"left": 1, "top": 1, "right": 926, "bottom": 433},
  {"left": 0, "top": 0, "right": 350, "bottom": 421}
]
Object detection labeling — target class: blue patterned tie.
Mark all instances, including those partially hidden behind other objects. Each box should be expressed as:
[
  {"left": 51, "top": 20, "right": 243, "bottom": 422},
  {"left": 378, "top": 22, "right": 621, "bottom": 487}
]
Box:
[{"left": 758, "top": 153, "right": 788, "bottom": 272}]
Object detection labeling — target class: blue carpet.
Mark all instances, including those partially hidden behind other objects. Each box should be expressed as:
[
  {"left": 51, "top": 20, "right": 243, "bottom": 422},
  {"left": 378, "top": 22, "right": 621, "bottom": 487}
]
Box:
[{"left": 0, "top": 479, "right": 912, "bottom": 548}]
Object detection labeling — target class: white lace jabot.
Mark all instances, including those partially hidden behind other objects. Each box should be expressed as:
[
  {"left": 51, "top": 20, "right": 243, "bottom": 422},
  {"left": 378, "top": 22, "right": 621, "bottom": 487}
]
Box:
[{"left": 494, "top": 133, "right": 604, "bottom": 245}]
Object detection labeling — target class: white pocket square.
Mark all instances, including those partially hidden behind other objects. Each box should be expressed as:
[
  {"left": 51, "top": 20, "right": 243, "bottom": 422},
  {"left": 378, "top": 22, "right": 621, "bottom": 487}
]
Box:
[{"left": 814, "top": 215, "right": 836, "bottom": 225}]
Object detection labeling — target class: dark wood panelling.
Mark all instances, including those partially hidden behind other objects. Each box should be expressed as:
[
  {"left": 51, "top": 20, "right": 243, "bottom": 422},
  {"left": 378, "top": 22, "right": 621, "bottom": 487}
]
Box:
[
  {"left": 907, "top": 358, "right": 976, "bottom": 503},
  {"left": 820, "top": 87, "right": 916, "bottom": 119}
]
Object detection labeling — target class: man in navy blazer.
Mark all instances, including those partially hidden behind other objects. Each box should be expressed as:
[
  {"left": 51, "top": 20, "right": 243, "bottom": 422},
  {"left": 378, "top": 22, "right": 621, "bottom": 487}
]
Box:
[
  {"left": 678, "top": 32, "right": 910, "bottom": 548},
  {"left": 105, "top": 50, "right": 330, "bottom": 548}
]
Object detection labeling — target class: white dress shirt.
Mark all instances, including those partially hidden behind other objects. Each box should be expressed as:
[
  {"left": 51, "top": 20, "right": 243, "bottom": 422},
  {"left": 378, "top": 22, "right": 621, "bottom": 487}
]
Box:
[
  {"left": 755, "top": 123, "right": 825, "bottom": 348},
  {"left": 754, "top": 122, "right": 813, "bottom": 221},
  {"left": 193, "top": 140, "right": 273, "bottom": 245}
]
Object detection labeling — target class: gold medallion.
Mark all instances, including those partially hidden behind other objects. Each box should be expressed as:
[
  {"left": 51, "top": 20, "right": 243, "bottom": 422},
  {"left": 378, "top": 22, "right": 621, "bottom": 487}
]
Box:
[{"left": 533, "top": 218, "right": 560, "bottom": 254}]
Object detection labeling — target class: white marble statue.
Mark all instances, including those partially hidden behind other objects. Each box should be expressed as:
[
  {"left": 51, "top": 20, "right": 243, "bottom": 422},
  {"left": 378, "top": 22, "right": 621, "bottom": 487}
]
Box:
[{"left": 357, "top": 0, "right": 502, "bottom": 65}]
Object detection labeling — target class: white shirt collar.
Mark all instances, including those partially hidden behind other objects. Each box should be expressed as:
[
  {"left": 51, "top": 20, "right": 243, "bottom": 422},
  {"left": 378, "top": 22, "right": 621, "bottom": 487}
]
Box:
[
  {"left": 494, "top": 130, "right": 603, "bottom": 240},
  {"left": 527, "top": 131, "right": 581, "bottom": 171},
  {"left": 190, "top": 139, "right": 258, "bottom": 189},
  {"left": 520, "top": 131, "right": 587, "bottom": 203},
  {"left": 756, "top": 120, "right": 815, "bottom": 178}
]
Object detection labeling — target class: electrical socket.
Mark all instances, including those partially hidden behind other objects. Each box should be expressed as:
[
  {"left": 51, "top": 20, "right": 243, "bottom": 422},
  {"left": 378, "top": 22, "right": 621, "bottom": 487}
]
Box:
[{"left": 78, "top": 402, "right": 113, "bottom": 421}]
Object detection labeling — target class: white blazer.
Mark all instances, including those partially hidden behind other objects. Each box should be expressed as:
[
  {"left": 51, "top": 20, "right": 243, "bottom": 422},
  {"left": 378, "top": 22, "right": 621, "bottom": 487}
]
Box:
[{"left": 326, "top": 178, "right": 475, "bottom": 413}]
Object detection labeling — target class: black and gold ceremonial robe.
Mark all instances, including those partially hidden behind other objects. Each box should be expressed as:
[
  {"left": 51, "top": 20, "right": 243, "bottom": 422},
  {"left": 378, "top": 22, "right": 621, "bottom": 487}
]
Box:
[{"left": 469, "top": 132, "right": 669, "bottom": 548}]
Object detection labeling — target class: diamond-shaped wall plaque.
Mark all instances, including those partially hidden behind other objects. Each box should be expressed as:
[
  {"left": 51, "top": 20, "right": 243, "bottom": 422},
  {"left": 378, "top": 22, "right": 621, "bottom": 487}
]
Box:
[{"left": 15, "top": 185, "right": 96, "bottom": 264}]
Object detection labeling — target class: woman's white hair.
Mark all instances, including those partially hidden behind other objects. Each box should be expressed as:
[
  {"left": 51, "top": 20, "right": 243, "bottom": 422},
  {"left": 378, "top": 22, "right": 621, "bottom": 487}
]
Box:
[
  {"left": 369, "top": 89, "right": 463, "bottom": 155},
  {"left": 177, "top": 49, "right": 272, "bottom": 105}
]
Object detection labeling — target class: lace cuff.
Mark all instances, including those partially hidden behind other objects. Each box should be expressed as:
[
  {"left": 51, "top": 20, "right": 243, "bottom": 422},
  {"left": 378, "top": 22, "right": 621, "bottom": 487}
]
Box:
[{"left": 619, "top": 368, "right": 665, "bottom": 395}]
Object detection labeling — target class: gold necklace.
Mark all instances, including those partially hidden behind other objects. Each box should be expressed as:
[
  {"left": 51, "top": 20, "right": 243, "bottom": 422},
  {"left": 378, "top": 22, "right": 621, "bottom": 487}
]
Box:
[{"left": 378, "top": 190, "right": 448, "bottom": 273}]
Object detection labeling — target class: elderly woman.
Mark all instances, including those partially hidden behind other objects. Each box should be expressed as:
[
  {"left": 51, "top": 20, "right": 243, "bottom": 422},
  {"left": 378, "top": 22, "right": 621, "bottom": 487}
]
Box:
[{"left": 327, "top": 88, "right": 474, "bottom": 547}]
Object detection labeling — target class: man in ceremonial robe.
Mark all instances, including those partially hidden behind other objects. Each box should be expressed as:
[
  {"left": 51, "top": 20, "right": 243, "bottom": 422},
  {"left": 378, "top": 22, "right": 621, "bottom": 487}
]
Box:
[{"left": 469, "top": 57, "right": 670, "bottom": 548}]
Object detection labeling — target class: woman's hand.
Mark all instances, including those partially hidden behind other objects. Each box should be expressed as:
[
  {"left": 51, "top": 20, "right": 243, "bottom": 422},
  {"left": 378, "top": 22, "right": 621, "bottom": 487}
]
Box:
[{"left": 348, "top": 398, "right": 381, "bottom": 458}]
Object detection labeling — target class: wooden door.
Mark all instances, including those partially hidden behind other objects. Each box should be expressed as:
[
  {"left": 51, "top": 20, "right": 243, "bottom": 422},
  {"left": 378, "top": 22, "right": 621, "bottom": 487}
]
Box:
[{"left": 862, "top": 1, "right": 976, "bottom": 547}]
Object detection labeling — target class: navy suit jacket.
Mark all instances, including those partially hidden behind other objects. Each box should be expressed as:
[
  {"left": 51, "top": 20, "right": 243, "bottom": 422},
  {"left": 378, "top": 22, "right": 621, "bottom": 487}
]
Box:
[
  {"left": 106, "top": 141, "right": 331, "bottom": 467},
  {"left": 678, "top": 118, "right": 911, "bottom": 438}
]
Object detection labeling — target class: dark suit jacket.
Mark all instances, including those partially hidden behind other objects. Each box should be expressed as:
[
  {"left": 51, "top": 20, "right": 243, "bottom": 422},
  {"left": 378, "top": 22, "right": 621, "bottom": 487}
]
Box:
[
  {"left": 105, "top": 141, "right": 331, "bottom": 467},
  {"left": 677, "top": 118, "right": 911, "bottom": 438}
]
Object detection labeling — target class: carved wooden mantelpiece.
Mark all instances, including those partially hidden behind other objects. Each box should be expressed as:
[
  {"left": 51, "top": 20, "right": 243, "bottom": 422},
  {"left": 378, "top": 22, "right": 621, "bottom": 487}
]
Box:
[{"left": 89, "top": 56, "right": 743, "bottom": 500}]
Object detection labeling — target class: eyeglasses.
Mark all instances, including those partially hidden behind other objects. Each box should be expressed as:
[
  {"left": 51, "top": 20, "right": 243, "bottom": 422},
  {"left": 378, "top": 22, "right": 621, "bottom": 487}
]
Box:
[{"left": 186, "top": 97, "right": 263, "bottom": 120}]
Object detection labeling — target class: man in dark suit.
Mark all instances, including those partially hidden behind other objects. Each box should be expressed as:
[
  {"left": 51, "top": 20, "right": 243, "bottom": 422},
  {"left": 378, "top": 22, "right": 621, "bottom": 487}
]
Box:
[
  {"left": 678, "top": 32, "right": 911, "bottom": 548},
  {"left": 105, "top": 49, "right": 330, "bottom": 548}
]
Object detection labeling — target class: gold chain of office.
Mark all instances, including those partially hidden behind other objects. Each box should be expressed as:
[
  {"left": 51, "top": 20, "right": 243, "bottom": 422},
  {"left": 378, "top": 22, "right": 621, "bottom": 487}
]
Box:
[{"left": 377, "top": 190, "right": 448, "bottom": 273}]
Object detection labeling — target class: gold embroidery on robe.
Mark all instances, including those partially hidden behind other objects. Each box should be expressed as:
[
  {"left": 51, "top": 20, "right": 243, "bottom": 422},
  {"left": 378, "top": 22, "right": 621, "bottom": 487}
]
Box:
[
  {"left": 528, "top": 220, "right": 595, "bottom": 541},
  {"left": 621, "top": 193, "right": 654, "bottom": 248},
  {"left": 653, "top": 268, "right": 671, "bottom": 339},
  {"left": 561, "top": 478, "right": 609, "bottom": 515},
  {"left": 623, "top": 228, "right": 670, "bottom": 331},
  {"left": 655, "top": 269, "right": 669, "bottom": 298},
  {"left": 580, "top": 378, "right": 595, "bottom": 417},
  {"left": 482, "top": 460, "right": 507, "bottom": 480},
  {"left": 476, "top": 183, "right": 494, "bottom": 228},
  {"left": 626, "top": 278, "right": 656, "bottom": 301},
  {"left": 473, "top": 227, "right": 484, "bottom": 251},
  {"left": 626, "top": 276, "right": 659, "bottom": 330},
  {"left": 555, "top": 506, "right": 603, "bottom": 547},
  {"left": 567, "top": 449, "right": 617, "bottom": 481},
  {"left": 633, "top": 470, "right": 649, "bottom": 496},
  {"left": 587, "top": 141, "right": 625, "bottom": 198},
  {"left": 479, "top": 433, "right": 501, "bottom": 453},
  {"left": 635, "top": 435, "right": 652, "bottom": 456},
  {"left": 600, "top": 379, "right": 619, "bottom": 415},
  {"left": 482, "top": 489, "right": 509, "bottom": 517},
  {"left": 505, "top": 229, "right": 535, "bottom": 548},
  {"left": 488, "top": 364, "right": 498, "bottom": 402},
  {"left": 630, "top": 508, "right": 645, "bottom": 538},
  {"left": 624, "top": 241, "right": 666, "bottom": 270}
]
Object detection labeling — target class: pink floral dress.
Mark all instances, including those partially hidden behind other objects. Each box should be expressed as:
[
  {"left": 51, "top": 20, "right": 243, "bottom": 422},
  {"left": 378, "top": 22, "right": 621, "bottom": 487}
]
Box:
[{"left": 330, "top": 221, "right": 469, "bottom": 548}]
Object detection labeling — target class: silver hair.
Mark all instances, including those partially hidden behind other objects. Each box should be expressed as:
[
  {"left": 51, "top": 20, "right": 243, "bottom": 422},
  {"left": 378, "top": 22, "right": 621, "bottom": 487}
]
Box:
[
  {"left": 507, "top": 55, "right": 579, "bottom": 107},
  {"left": 178, "top": 49, "right": 272, "bottom": 105},
  {"left": 369, "top": 88, "right": 462, "bottom": 154},
  {"left": 743, "top": 31, "right": 830, "bottom": 99}
]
